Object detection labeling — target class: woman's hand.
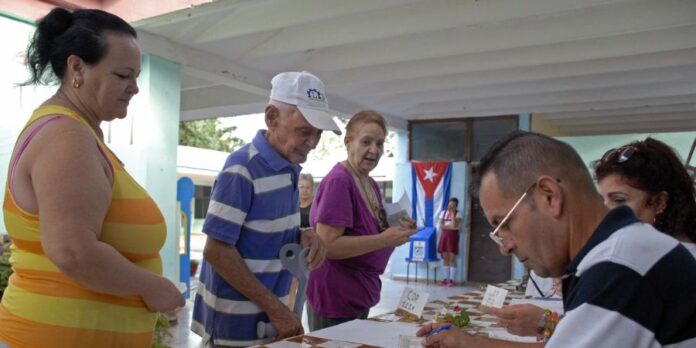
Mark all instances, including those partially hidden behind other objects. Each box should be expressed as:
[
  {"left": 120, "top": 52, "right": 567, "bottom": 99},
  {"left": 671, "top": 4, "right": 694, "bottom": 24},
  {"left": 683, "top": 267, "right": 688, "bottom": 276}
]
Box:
[
  {"left": 400, "top": 216, "right": 417, "bottom": 229},
  {"left": 381, "top": 225, "right": 417, "bottom": 247},
  {"left": 141, "top": 276, "right": 185, "bottom": 313}
]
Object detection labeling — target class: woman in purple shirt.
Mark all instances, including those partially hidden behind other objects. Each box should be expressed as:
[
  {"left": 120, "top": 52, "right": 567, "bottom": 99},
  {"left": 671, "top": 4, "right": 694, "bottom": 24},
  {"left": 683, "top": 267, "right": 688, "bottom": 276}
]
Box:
[{"left": 306, "top": 110, "right": 416, "bottom": 330}]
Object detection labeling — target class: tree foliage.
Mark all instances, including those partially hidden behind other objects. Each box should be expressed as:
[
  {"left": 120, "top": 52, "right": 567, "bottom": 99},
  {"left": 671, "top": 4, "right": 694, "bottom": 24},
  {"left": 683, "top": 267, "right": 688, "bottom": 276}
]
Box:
[{"left": 179, "top": 119, "right": 245, "bottom": 152}]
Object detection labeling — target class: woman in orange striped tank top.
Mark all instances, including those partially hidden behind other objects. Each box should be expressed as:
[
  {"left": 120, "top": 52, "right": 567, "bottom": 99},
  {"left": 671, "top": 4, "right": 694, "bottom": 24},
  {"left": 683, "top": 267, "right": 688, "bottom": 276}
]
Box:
[{"left": 0, "top": 8, "right": 184, "bottom": 348}]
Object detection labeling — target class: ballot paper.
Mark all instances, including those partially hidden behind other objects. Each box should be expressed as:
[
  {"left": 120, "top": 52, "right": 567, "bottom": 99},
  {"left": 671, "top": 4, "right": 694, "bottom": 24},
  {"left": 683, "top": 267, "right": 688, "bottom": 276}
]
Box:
[
  {"left": 399, "top": 335, "right": 424, "bottom": 348},
  {"left": 310, "top": 320, "right": 421, "bottom": 347},
  {"left": 481, "top": 284, "right": 508, "bottom": 308},
  {"left": 385, "top": 194, "right": 413, "bottom": 228}
]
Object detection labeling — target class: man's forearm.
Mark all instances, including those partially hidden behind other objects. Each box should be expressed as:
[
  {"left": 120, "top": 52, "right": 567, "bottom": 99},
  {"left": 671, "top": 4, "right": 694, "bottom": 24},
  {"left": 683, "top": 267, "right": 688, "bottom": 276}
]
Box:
[{"left": 204, "top": 238, "right": 286, "bottom": 313}]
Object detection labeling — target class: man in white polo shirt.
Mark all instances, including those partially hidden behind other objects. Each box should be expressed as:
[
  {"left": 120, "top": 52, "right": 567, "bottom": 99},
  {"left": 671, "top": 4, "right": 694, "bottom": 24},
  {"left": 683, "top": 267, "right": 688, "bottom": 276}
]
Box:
[{"left": 418, "top": 131, "right": 696, "bottom": 347}]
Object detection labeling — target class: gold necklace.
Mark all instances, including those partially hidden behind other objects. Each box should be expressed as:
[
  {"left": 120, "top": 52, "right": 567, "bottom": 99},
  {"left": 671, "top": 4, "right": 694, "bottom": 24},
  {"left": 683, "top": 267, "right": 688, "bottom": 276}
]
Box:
[{"left": 344, "top": 161, "right": 382, "bottom": 220}]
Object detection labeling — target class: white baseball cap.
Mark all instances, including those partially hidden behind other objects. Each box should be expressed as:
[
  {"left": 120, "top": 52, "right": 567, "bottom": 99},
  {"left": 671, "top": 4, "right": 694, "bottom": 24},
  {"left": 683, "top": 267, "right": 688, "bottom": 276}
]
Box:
[{"left": 270, "top": 71, "right": 342, "bottom": 135}]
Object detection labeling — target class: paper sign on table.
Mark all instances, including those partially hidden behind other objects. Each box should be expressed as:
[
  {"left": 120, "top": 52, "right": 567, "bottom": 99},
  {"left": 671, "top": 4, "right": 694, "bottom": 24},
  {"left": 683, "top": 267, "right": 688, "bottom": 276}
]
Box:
[
  {"left": 481, "top": 284, "right": 508, "bottom": 308},
  {"left": 397, "top": 287, "right": 429, "bottom": 318}
]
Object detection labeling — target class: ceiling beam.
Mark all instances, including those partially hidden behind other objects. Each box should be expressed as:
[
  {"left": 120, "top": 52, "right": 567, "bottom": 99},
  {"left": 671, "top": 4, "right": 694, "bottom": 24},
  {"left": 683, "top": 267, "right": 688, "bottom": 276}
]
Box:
[
  {"left": 540, "top": 103, "right": 696, "bottom": 120},
  {"left": 298, "top": 1, "right": 696, "bottom": 71},
  {"left": 560, "top": 119, "right": 696, "bottom": 135},
  {"left": 552, "top": 111, "right": 696, "bottom": 126},
  {"left": 407, "top": 94, "right": 696, "bottom": 120},
  {"left": 321, "top": 25, "right": 696, "bottom": 86},
  {"left": 193, "top": 0, "right": 418, "bottom": 44},
  {"left": 335, "top": 48, "right": 696, "bottom": 97},
  {"left": 404, "top": 80, "right": 696, "bottom": 116},
  {"left": 244, "top": 0, "right": 633, "bottom": 59},
  {"left": 181, "top": 102, "right": 267, "bottom": 121},
  {"left": 375, "top": 64, "right": 696, "bottom": 110}
]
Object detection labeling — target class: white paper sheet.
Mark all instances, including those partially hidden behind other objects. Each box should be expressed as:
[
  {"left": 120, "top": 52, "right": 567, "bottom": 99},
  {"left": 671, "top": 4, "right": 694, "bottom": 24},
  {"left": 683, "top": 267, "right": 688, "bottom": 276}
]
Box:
[
  {"left": 481, "top": 284, "right": 508, "bottom": 308},
  {"left": 310, "top": 320, "right": 421, "bottom": 347},
  {"left": 488, "top": 329, "right": 537, "bottom": 343}
]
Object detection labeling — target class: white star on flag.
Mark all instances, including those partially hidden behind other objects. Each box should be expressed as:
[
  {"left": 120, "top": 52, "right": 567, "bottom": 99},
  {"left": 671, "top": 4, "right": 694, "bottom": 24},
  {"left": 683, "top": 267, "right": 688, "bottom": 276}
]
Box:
[{"left": 424, "top": 167, "right": 438, "bottom": 182}]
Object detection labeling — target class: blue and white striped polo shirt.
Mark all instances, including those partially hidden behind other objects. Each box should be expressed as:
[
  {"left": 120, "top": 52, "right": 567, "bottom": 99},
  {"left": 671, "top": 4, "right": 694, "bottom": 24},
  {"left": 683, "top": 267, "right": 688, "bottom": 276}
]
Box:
[
  {"left": 550, "top": 206, "right": 696, "bottom": 347},
  {"left": 192, "top": 130, "right": 301, "bottom": 347}
]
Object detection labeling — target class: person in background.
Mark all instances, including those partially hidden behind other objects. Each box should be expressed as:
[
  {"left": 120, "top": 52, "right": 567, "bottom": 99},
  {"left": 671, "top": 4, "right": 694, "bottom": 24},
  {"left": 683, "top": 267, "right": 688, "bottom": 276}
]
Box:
[
  {"left": 482, "top": 137, "right": 696, "bottom": 339},
  {"left": 299, "top": 173, "right": 315, "bottom": 229},
  {"left": 438, "top": 197, "right": 461, "bottom": 287},
  {"left": 192, "top": 71, "right": 332, "bottom": 347},
  {"left": 418, "top": 131, "right": 696, "bottom": 347},
  {"left": 306, "top": 110, "right": 417, "bottom": 331},
  {"left": 287, "top": 172, "right": 315, "bottom": 310},
  {"left": 0, "top": 8, "right": 184, "bottom": 347}
]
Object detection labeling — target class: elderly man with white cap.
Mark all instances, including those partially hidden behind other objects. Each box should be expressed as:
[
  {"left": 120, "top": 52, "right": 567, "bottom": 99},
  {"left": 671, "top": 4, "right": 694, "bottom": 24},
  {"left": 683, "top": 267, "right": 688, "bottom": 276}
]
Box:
[{"left": 192, "top": 71, "right": 340, "bottom": 347}]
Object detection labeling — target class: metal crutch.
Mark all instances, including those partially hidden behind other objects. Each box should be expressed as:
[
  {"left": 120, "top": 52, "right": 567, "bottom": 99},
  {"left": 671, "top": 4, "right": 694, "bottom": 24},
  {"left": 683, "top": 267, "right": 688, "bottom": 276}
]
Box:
[{"left": 257, "top": 243, "right": 310, "bottom": 339}]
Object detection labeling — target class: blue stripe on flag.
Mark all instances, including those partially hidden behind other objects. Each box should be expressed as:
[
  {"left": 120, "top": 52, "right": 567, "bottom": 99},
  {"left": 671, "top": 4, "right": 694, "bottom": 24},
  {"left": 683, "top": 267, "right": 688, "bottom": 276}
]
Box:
[
  {"left": 441, "top": 163, "right": 452, "bottom": 211},
  {"left": 411, "top": 165, "right": 418, "bottom": 224}
]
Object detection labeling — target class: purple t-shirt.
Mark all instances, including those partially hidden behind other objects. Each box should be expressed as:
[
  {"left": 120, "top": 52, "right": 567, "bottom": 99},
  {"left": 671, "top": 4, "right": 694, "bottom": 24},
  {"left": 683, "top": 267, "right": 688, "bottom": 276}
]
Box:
[{"left": 306, "top": 163, "right": 395, "bottom": 318}]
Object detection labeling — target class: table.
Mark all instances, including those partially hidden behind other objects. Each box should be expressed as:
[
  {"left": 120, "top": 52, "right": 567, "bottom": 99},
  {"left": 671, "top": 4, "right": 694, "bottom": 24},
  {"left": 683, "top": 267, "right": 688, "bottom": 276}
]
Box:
[{"left": 253, "top": 280, "right": 529, "bottom": 347}]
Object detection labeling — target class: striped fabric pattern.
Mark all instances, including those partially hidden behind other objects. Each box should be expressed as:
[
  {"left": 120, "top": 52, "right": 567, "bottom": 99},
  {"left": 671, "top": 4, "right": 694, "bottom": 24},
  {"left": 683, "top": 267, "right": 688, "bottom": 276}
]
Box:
[
  {"left": 192, "top": 130, "right": 301, "bottom": 347},
  {"left": 551, "top": 206, "right": 696, "bottom": 348},
  {"left": 0, "top": 105, "right": 166, "bottom": 348}
]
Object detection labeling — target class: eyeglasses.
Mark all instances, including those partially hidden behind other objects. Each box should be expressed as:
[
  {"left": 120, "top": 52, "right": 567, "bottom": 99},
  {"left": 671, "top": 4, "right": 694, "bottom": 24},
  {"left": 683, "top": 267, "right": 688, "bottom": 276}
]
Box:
[
  {"left": 601, "top": 145, "right": 637, "bottom": 164},
  {"left": 489, "top": 182, "right": 537, "bottom": 247}
]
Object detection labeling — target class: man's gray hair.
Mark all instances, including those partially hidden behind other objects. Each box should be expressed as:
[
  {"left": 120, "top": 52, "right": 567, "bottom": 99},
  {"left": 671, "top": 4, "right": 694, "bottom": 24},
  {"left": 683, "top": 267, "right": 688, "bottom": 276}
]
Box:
[{"left": 472, "top": 131, "right": 594, "bottom": 198}]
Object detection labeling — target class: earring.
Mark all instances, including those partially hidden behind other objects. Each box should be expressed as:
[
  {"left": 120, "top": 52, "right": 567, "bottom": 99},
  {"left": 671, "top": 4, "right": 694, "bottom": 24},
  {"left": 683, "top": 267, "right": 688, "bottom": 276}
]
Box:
[{"left": 72, "top": 78, "right": 80, "bottom": 89}]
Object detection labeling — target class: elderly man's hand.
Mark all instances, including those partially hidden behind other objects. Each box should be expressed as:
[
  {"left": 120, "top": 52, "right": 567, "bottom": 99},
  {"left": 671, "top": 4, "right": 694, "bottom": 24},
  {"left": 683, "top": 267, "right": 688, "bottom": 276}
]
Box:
[
  {"left": 481, "top": 304, "right": 545, "bottom": 337},
  {"left": 300, "top": 228, "right": 326, "bottom": 270},
  {"left": 416, "top": 323, "right": 482, "bottom": 348},
  {"left": 268, "top": 305, "right": 304, "bottom": 339}
]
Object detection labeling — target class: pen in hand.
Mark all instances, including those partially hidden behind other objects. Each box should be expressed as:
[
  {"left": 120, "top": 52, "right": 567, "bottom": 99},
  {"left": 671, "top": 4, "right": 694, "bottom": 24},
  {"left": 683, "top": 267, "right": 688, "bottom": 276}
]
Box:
[{"left": 427, "top": 323, "right": 452, "bottom": 337}]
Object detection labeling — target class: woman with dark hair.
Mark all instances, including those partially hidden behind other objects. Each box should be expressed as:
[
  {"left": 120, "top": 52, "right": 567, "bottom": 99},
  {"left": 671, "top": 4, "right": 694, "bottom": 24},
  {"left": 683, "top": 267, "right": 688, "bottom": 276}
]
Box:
[
  {"left": 593, "top": 137, "right": 696, "bottom": 255},
  {"left": 0, "top": 7, "right": 183, "bottom": 347}
]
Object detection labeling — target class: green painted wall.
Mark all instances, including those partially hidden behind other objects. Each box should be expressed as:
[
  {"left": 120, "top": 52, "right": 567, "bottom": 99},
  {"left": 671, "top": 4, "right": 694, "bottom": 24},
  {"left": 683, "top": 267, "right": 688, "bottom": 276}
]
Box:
[{"left": 558, "top": 131, "right": 696, "bottom": 169}]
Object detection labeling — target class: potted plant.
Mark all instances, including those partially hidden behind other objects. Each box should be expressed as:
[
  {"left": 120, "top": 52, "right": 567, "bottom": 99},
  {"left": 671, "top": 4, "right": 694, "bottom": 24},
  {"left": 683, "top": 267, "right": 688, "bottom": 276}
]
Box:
[{"left": 0, "top": 235, "right": 13, "bottom": 300}]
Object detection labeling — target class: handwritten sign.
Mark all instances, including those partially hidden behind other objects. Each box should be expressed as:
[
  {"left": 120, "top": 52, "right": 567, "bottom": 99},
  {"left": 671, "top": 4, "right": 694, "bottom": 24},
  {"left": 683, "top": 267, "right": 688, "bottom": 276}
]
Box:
[
  {"left": 397, "top": 287, "right": 429, "bottom": 318},
  {"left": 481, "top": 284, "right": 508, "bottom": 308}
]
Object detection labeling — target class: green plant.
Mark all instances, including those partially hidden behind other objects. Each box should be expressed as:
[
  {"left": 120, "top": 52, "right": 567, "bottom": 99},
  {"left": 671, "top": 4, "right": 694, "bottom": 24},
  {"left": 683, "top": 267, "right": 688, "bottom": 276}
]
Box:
[
  {"left": 0, "top": 238, "right": 12, "bottom": 300},
  {"left": 151, "top": 314, "right": 172, "bottom": 348}
]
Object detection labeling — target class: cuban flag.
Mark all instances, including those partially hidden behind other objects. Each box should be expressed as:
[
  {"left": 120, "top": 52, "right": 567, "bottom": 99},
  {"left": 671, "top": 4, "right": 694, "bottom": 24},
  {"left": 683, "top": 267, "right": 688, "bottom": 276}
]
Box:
[{"left": 411, "top": 161, "right": 452, "bottom": 228}]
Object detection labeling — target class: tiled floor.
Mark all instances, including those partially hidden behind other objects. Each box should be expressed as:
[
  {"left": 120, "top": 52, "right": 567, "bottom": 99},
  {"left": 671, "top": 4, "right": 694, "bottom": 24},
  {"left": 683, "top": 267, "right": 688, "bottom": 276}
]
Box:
[{"left": 167, "top": 276, "right": 477, "bottom": 348}]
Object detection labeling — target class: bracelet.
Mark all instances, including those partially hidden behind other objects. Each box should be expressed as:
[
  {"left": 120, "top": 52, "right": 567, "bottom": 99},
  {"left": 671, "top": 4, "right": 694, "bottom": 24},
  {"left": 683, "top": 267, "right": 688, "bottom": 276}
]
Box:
[{"left": 536, "top": 309, "right": 561, "bottom": 344}]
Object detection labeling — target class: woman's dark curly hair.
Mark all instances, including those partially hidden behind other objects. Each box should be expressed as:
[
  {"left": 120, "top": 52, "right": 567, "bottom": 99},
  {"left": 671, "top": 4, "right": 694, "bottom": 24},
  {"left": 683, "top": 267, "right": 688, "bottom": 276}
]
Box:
[
  {"left": 591, "top": 137, "right": 696, "bottom": 242},
  {"left": 23, "top": 7, "right": 136, "bottom": 86}
]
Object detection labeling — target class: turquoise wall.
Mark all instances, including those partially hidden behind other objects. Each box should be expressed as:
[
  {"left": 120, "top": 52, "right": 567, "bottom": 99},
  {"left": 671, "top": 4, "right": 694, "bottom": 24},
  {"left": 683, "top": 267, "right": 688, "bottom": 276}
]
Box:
[
  {"left": 0, "top": 15, "right": 53, "bottom": 235},
  {"left": 559, "top": 131, "right": 696, "bottom": 169},
  {"left": 0, "top": 14, "right": 182, "bottom": 281},
  {"left": 103, "top": 53, "right": 182, "bottom": 280}
]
